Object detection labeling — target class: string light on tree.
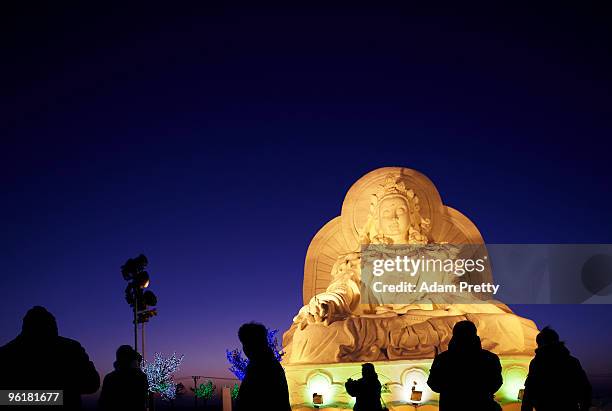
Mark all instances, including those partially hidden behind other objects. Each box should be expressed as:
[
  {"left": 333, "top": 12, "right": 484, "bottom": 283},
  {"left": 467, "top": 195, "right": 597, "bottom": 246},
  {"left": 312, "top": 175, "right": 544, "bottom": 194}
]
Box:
[
  {"left": 141, "top": 352, "right": 184, "bottom": 400},
  {"left": 193, "top": 380, "right": 216, "bottom": 402},
  {"left": 230, "top": 383, "right": 240, "bottom": 400}
]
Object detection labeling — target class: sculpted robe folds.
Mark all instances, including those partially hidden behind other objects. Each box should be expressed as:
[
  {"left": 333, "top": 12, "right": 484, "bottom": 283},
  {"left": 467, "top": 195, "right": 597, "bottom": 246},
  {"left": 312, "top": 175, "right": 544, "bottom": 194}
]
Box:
[{"left": 282, "top": 167, "right": 538, "bottom": 365}]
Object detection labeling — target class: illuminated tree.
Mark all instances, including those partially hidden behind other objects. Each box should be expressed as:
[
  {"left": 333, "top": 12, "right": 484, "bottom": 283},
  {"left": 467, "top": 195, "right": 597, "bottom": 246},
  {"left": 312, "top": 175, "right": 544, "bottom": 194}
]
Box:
[
  {"left": 141, "top": 352, "right": 184, "bottom": 400},
  {"left": 194, "top": 380, "right": 215, "bottom": 399},
  {"left": 231, "top": 383, "right": 240, "bottom": 400},
  {"left": 267, "top": 328, "right": 284, "bottom": 362},
  {"left": 192, "top": 380, "right": 216, "bottom": 408},
  {"left": 225, "top": 348, "right": 248, "bottom": 381}
]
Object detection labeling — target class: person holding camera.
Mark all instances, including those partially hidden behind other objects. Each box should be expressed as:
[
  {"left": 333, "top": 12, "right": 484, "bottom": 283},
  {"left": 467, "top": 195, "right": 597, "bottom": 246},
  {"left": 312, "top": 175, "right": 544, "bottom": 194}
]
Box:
[{"left": 345, "top": 363, "right": 384, "bottom": 411}]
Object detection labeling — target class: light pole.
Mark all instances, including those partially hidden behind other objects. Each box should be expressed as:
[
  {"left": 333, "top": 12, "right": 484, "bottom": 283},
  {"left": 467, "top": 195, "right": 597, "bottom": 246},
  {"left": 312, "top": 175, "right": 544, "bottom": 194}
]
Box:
[
  {"left": 138, "top": 289, "right": 157, "bottom": 360},
  {"left": 122, "top": 254, "right": 157, "bottom": 359}
]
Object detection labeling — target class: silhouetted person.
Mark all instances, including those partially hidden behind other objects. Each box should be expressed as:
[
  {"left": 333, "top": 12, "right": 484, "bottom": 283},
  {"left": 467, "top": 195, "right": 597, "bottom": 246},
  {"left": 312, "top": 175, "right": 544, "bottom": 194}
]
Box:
[
  {"left": 236, "top": 322, "right": 291, "bottom": 411},
  {"left": 345, "top": 363, "right": 383, "bottom": 411},
  {"left": 99, "top": 345, "right": 149, "bottom": 411},
  {"left": 521, "top": 327, "right": 591, "bottom": 411},
  {"left": 0, "top": 306, "right": 100, "bottom": 410},
  {"left": 427, "top": 320, "right": 502, "bottom": 411}
]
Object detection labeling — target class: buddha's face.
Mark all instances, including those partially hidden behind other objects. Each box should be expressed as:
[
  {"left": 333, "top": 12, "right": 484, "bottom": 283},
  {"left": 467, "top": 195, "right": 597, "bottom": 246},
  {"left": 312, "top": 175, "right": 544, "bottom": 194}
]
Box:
[{"left": 378, "top": 196, "right": 410, "bottom": 240}]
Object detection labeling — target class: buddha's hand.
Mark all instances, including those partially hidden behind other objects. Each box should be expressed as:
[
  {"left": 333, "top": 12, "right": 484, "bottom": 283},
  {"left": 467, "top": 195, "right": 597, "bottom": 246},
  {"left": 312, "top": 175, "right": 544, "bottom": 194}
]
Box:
[{"left": 293, "top": 293, "right": 344, "bottom": 328}]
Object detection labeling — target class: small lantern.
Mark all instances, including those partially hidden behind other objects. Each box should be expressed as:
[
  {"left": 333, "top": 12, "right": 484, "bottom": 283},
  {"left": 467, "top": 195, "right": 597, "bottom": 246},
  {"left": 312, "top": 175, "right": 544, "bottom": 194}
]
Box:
[
  {"left": 313, "top": 392, "right": 323, "bottom": 407},
  {"left": 410, "top": 381, "right": 423, "bottom": 403}
]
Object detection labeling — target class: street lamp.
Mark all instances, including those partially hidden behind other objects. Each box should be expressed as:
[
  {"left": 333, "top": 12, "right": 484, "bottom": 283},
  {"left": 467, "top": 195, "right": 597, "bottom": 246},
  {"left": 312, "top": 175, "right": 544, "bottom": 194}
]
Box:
[{"left": 122, "top": 254, "right": 158, "bottom": 358}]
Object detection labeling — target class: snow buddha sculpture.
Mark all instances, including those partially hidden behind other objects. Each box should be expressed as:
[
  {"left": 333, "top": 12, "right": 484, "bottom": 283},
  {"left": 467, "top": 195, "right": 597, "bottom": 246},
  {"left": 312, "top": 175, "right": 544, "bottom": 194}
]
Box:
[{"left": 283, "top": 167, "right": 538, "bottom": 365}]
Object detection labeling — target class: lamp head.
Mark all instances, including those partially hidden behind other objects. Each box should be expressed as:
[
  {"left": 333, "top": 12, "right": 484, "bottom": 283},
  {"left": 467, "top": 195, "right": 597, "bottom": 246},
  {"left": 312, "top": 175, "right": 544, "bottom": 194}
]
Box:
[{"left": 134, "top": 271, "right": 150, "bottom": 289}]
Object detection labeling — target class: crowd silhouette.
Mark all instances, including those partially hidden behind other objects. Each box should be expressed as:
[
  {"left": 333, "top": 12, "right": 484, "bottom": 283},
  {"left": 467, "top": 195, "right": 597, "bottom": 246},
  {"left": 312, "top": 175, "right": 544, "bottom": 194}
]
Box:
[{"left": 0, "top": 307, "right": 594, "bottom": 411}]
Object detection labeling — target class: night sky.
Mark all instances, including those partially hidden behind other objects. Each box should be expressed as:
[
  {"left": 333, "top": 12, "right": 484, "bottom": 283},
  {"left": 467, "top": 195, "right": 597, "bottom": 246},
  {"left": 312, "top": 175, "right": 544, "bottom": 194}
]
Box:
[{"left": 2, "top": 3, "right": 611, "bottom": 386}]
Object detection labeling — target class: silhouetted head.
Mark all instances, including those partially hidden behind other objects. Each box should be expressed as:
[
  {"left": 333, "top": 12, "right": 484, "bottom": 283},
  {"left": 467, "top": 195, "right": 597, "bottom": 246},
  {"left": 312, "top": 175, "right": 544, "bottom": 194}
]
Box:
[
  {"left": 453, "top": 320, "right": 477, "bottom": 338},
  {"left": 115, "top": 345, "right": 141, "bottom": 369},
  {"left": 238, "top": 322, "right": 270, "bottom": 360},
  {"left": 536, "top": 326, "right": 560, "bottom": 348},
  {"left": 449, "top": 320, "right": 481, "bottom": 351},
  {"left": 362, "top": 363, "right": 377, "bottom": 379},
  {"left": 21, "top": 306, "right": 58, "bottom": 339}
]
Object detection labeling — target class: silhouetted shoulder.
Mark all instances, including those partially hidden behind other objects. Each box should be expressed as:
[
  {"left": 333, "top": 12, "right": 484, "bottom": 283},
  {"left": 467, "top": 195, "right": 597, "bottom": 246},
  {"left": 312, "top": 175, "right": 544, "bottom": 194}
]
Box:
[
  {"left": 57, "top": 336, "right": 86, "bottom": 349},
  {"left": 272, "top": 359, "right": 286, "bottom": 374},
  {"left": 0, "top": 340, "right": 19, "bottom": 385},
  {"left": 568, "top": 355, "right": 583, "bottom": 368},
  {"left": 481, "top": 349, "right": 501, "bottom": 362},
  {"left": 102, "top": 370, "right": 120, "bottom": 384},
  {"left": 0, "top": 338, "right": 20, "bottom": 354},
  {"left": 58, "top": 336, "right": 100, "bottom": 393},
  {"left": 434, "top": 350, "right": 452, "bottom": 361}
]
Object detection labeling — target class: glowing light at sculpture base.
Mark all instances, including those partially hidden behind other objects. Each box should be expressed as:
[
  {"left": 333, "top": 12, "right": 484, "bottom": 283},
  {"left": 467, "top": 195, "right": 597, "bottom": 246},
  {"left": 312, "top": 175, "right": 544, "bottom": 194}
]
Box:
[
  {"left": 286, "top": 357, "right": 530, "bottom": 410},
  {"left": 306, "top": 373, "right": 332, "bottom": 406},
  {"left": 500, "top": 366, "right": 528, "bottom": 402}
]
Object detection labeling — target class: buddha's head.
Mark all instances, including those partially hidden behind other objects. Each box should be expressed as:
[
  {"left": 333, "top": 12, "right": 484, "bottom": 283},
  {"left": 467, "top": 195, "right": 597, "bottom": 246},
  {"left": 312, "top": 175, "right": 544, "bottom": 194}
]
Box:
[
  {"left": 361, "top": 174, "right": 430, "bottom": 245},
  {"left": 378, "top": 195, "right": 410, "bottom": 243}
]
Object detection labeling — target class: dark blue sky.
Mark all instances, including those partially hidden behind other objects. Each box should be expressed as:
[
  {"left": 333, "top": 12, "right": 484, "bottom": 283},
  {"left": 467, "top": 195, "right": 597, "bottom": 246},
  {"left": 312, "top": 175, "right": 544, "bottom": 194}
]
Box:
[{"left": 2, "top": 3, "right": 611, "bottom": 382}]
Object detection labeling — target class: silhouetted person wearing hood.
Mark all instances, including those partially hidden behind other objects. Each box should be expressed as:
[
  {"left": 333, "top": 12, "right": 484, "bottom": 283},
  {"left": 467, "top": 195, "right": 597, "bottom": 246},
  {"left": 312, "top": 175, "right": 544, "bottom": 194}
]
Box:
[
  {"left": 236, "top": 322, "right": 290, "bottom": 411},
  {"left": 345, "top": 363, "right": 383, "bottom": 411},
  {"left": 427, "top": 320, "right": 502, "bottom": 411},
  {"left": 99, "top": 345, "right": 149, "bottom": 411},
  {"left": 521, "top": 327, "right": 591, "bottom": 411},
  {"left": 0, "top": 306, "right": 100, "bottom": 410}
]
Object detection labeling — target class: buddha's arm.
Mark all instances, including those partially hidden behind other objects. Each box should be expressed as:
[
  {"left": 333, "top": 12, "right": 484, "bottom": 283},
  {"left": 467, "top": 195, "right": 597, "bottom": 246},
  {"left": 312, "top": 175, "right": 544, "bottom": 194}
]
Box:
[{"left": 294, "top": 254, "right": 361, "bottom": 326}]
